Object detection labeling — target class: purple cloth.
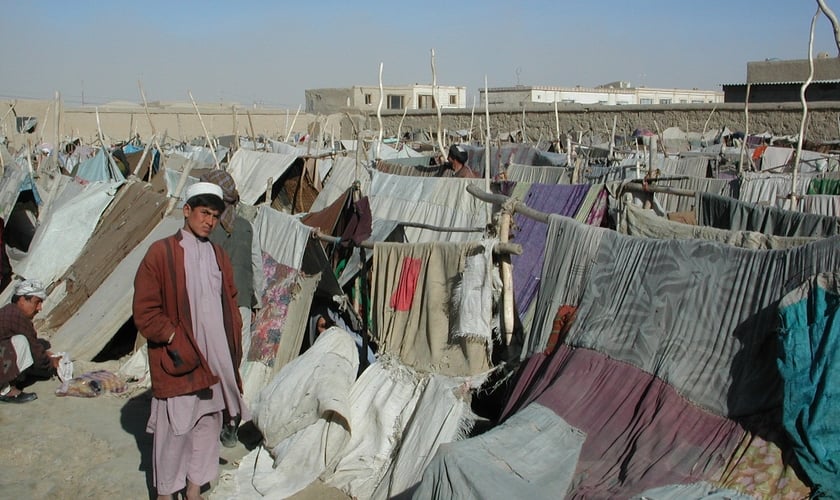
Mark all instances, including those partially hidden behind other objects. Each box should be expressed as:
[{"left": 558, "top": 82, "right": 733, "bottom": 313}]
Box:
[
  {"left": 531, "top": 346, "right": 743, "bottom": 498},
  {"left": 511, "top": 183, "right": 590, "bottom": 316}
]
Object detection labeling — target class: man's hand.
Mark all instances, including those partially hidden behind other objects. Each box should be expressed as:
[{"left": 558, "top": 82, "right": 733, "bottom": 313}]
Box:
[{"left": 49, "top": 354, "right": 62, "bottom": 369}]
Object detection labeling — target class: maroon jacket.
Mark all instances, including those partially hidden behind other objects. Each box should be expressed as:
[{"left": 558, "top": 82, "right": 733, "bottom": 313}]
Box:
[
  {"left": 0, "top": 302, "right": 51, "bottom": 386},
  {"left": 133, "top": 230, "right": 243, "bottom": 399}
]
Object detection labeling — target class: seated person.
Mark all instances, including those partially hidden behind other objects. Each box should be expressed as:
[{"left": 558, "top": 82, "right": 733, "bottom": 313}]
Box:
[{"left": 0, "top": 279, "right": 59, "bottom": 403}]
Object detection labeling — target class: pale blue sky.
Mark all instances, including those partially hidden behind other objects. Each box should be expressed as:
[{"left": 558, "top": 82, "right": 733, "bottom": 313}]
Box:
[{"left": 1, "top": 1, "right": 837, "bottom": 108}]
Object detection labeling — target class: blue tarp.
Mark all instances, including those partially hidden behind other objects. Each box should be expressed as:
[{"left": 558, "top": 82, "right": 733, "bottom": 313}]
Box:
[
  {"left": 778, "top": 273, "right": 840, "bottom": 498},
  {"left": 72, "top": 148, "right": 126, "bottom": 183}
]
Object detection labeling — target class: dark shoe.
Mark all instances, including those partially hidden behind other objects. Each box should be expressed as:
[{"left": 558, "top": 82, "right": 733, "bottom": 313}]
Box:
[
  {"left": 0, "top": 391, "right": 37, "bottom": 403},
  {"left": 220, "top": 423, "right": 239, "bottom": 448}
]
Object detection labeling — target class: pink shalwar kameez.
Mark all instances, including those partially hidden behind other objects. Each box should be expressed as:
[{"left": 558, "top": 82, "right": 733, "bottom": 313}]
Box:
[{"left": 146, "top": 229, "right": 250, "bottom": 495}]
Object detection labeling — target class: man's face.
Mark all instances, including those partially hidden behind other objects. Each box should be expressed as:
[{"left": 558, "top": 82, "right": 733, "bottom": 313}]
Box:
[
  {"left": 17, "top": 296, "right": 43, "bottom": 319},
  {"left": 183, "top": 204, "right": 220, "bottom": 239}
]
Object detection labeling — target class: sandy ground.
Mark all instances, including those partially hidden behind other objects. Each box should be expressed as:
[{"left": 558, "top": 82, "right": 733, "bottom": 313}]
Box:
[{"left": 0, "top": 359, "right": 349, "bottom": 500}]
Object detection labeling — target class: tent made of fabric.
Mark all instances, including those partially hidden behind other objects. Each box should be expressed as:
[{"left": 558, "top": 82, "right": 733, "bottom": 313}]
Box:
[
  {"left": 226, "top": 149, "right": 298, "bottom": 205},
  {"left": 13, "top": 179, "right": 122, "bottom": 289},
  {"left": 50, "top": 214, "right": 182, "bottom": 360},
  {"left": 41, "top": 180, "right": 167, "bottom": 332},
  {"left": 368, "top": 171, "right": 488, "bottom": 243}
]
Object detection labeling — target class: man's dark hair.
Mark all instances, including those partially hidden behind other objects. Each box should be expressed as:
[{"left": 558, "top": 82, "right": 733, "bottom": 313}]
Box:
[
  {"left": 11, "top": 294, "right": 29, "bottom": 304},
  {"left": 186, "top": 194, "right": 225, "bottom": 213}
]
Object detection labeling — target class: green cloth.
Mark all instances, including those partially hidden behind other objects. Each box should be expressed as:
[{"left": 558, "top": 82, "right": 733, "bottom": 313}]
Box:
[{"left": 807, "top": 178, "right": 840, "bottom": 195}]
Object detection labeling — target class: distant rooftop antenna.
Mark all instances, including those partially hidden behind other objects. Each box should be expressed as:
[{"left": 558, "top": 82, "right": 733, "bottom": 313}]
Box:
[{"left": 515, "top": 67, "right": 522, "bottom": 86}]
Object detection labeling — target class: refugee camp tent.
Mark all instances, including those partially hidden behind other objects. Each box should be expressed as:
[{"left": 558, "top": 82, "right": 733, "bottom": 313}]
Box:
[
  {"left": 620, "top": 204, "right": 818, "bottom": 250},
  {"left": 367, "top": 171, "right": 488, "bottom": 243},
  {"left": 226, "top": 149, "right": 298, "bottom": 205},
  {"left": 309, "top": 156, "right": 372, "bottom": 213},
  {"left": 12, "top": 178, "right": 123, "bottom": 291},
  {"left": 417, "top": 214, "right": 840, "bottom": 498},
  {"left": 41, "top": 181, "right": 167, "bottom": 333},
  {"left": 0, "top": 158, "right": 29, "bottom": 222},
  {"left": 72, "top": 148, "right": 126, "bottom": 183},
  {"left": 50, "top": 214, "right": 182, "bottom": 360},
  {"left": 696, "top": 192, "right": 840, "bottom": 237},
  {"left": 218, "top": 237, "right": 501, "bottom": 499}
]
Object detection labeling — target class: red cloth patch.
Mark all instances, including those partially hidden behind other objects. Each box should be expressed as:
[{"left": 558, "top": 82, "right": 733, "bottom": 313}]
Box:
[{"left": 389, "top": 257, "right": 422, "bottom": 311}]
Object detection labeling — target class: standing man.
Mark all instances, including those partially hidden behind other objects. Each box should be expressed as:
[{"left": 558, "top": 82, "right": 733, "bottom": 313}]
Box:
[
  {"left": 133, "top": 182, "right": 249, "bottom": 500},
  {"left": 200, "top": 169, "right": 259, "bottom": 446},
  {"left": 0, "top": 279, "right": 59, "bottom": 403}
]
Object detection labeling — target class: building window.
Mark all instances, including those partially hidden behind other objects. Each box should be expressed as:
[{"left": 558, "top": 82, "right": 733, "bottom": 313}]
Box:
[
  {"left": 387, "top": 95, "right": 405, "bottom": 110},
  {"left": 418, "top": 94, "right": 434, "bottom": 109},
  {"left": 659, "top": 98, "right": 672, "bottom": 104},
  {"left": 691, "top": 99, "right": 704, "bottom": 103},
  {"left": 640, "top": 98, "right": 653, "bottom": 105},
  {"left": 679, "top": 99, "right": 687, "bottom": 103},
  {"left": 449, "top": 94, "right": 457, "bottom": 105},
  {"left": 364, "top": 93, "right": 372, "bottom": 105},
  {"left": 561, "top": 99, "right": 575, "bottom": 104}
]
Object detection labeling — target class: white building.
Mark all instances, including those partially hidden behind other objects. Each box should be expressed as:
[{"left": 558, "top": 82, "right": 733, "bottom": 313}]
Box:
[
  {"left": 305, "top": 84, "right": 467, "bottom": 114},
  {"left": 480, "top": 81, "right": 723, "bottom": 107}
]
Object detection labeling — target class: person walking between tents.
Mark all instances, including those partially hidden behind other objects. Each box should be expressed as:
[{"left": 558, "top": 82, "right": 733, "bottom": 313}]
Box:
[
  {"left": 133, "top": 182, "right": 250, "bottom": 500},
  {"left": 0, "top": 279, "right": 60, "bottom": 403}
]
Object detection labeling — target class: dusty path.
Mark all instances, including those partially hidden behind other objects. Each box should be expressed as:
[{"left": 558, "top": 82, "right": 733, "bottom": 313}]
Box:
[{"left": 0, "top": 360, "right": 348, "bottom": 500}]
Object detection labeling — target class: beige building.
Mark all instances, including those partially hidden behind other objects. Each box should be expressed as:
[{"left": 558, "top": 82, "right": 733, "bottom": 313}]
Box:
[
  {"left": 305, "top": 84, "right": 467, "bottom": 114},
  {"left": 480, "top": 81, "right": 723, "bottom": 107},
  {"left": 723, "top": 55, "right": 840, "bottom": 102}
]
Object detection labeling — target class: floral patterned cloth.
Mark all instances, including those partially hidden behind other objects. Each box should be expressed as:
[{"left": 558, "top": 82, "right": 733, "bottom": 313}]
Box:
[
  {"left": 716, "top": 412, "right": 810, "bottom": 500},
  {"left": 248, "top": 252, "right": 299, "bottom": 366}
]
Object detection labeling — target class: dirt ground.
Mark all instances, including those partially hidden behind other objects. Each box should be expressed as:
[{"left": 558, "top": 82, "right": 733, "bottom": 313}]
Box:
[{"left": 0, "top": 359, "right": 349, "bottom": 500}]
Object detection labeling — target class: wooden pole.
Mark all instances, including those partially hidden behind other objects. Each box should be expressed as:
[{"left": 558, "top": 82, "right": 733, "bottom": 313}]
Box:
[
  {"left": 653, "top": 119, "right": 666, "bottom": 156},
  {"left": 738, "top": 83, "right": 751, "bottom": 175},
  {"left": 793, "top": 8, "right": 820, "bottom": 209},
  {"left": 232, "top": 105, "right": 238, "bottom": 153},
  {"left": 95, "top": 106, "right": 122, "bottom": 177},
  {"left": 431, "top": 49, "right": 445, "bottom": 159},
  {"left": 247, "top": 110, "right": 257, "bottom": 147},
  {"left": 312, "top": 227, "right": 522, "bottom": 255},
  {"left": 132, "top": 133, "right": 156, "bottom": 177},
  {"left": 701, "top": 105, "right": 717, "bottom": 142},
  {"left": 284, "top": 105, "right": 301, "bottom": 143},
  {"left": 499, "top": 206, "right": 514, "bottom": 345},
  {"left": 468, "top": 96, "right": 476, "bottom": 144},
  {"left": 138, "top": 81, "right": 158, "bottom": 137},
  {"left": 396, "top": 101, "right": 408, "bottom": 148},
  {"left": 165, "top": 165, "right": 194, "bottom": 216},
  {"left": 54, "top": 91, "right": 61, "bottom": 151},
  {"left": 38, "top": 102, "right": 51, "bottom": 146},
  {"left": 568, "top": 136, "right": 579, "bottom": 183},
  {"left": 376, "top": 62, "right": 384, "bottom": 160},
  {"left": 265, "top": 177, "right": 273, "bottom": 206},
  {"left": 188, "top": 90, "right": 221, "bottom": 170},
  {"left": 484, "top": 76, "right": 491, "bottom": 201},
  {"left": 648, "top": 135, "right": 658, "bottom": 174},
  {"left": 467, "top": 183, "right": 549, "bottom": 223}
]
